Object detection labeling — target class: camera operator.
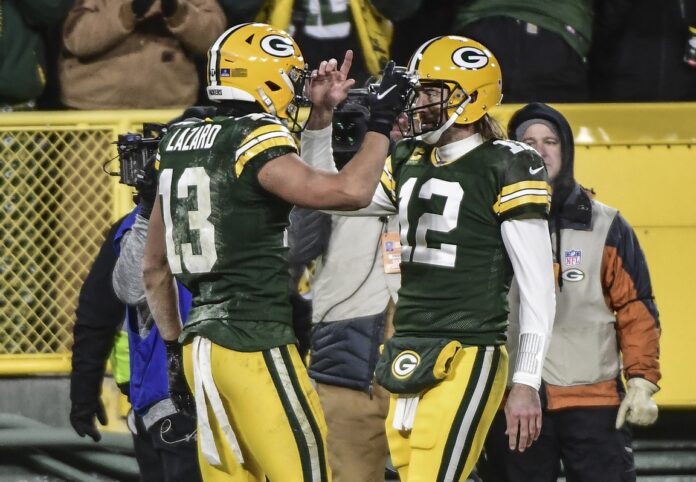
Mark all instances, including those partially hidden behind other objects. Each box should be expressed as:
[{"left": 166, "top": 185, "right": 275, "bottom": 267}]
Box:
[
  {"left": 71, "top": 113, "right": 212, "bottom": 479},
  {"left": 288, "top": 89, "right": 401, "bottom": 482},
  {"left": 111, "top": 121, "right": 203, "bottom": 482}
]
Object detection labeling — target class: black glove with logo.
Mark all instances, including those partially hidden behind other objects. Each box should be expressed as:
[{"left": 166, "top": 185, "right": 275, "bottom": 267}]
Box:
[
  {"left": 164, "top": 339, "right": 196, "bottom": 418},
  {"left": 367, "top": 61, "right": 412, "bottom": 138},
  {"left": 70, "top": 399, "right": 108, "bottom": 442},
  {"left": 132, "top": 0, "right": 155, "bottom": 18},
  {"left": 161, "top": 0, "right": 178, "bottom": 17},
  {"left": 135, "top": 158, "right": 157, "bottom": 220}
]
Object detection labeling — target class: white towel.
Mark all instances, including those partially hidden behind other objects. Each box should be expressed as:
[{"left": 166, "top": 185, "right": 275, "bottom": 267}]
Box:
[
  {"left": 392, "top": 395, "right": 419, "bottom": 431},
  {"left": 192, "top": 336, "right": 245, "bottom": 466}
]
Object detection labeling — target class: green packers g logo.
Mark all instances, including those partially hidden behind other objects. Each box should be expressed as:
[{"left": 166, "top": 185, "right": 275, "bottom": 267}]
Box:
[
  {"left": 392, "top": 351, "right": 421, "bottom": 380},
  {"left": 451, "top": 47, "right": 489, "bottom": 69}
]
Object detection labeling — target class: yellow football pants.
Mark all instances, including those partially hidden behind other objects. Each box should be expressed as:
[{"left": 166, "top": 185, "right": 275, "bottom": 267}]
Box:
[
  {"left": 386, "top": 345, "right": 508, "bottom": 482},
  {"left": 183, "top": 341, "right": 331, "bottom": 482}
]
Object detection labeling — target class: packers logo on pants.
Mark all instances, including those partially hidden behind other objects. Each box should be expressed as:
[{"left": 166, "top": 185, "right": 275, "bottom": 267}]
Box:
[{"left": 392, "top": 350, "right": 420, "bottom": 379}]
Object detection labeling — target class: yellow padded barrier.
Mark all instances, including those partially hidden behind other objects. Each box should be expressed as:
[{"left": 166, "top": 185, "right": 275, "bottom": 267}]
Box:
[
  {"left": 495, "top": 103, "right": 696, "bottom": 407},
  {"left": 0, "top": 105, "right": 694, "bottom": 407}
]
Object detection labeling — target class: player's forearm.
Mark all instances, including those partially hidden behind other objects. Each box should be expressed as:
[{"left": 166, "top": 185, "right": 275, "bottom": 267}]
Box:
[
  {"left": 142, "top": 198, "right": 182, "bottom": 342},
  {"left": 306, "top": 105, "right": 334, "bottom": 131},
  {"left": 301, "top": 124, "right": 337, "bottom": 172},
  {"left": 333, "top": 132, "right": 390, "bottom": 209},
  {"left": 143, "top": 261, "right": 181, "bottom": 342},
  {"left": 501, "top": 219, "right": 556, "bottom": 389}
]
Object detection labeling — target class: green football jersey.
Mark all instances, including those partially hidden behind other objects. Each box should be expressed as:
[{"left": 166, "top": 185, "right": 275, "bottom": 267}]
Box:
[
  {"left": 155, "top": 113, "right": 298, "bottom": 351},
  {"left": 382, "top": 138, "right": 551, "bottom": 346}
]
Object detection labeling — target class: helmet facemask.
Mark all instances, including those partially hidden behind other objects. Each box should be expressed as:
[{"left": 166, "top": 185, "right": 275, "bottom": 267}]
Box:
[
  {"left": 284, "top": 65, "right": 312, "bottom": 134},
  {"left": 401, "top": 79, "right": 472, "bottom": 144}
]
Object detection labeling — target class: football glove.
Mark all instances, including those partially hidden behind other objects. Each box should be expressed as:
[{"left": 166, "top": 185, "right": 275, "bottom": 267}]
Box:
[
  {"left": 164, "top": 339, "right": 196, "bottom": 419},
  {"left": 70, "top": 399, "right": 108, "bottom": 442},
  {"left": 615, "top": 377, "right": 659, "bottom": 428},
  {"left": 367, "top": 61, "right": 412, "bottom": 138},
  {"left": 135, "top": 158, "right": 157, "bottom": 220}
]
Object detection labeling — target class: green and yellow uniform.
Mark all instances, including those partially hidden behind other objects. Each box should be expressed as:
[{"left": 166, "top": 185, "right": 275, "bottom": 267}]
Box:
[
  {"left": 375, "top": 135, "right": 550, "bottom": 482},
  {"left": 383, "top": 137, "right": 550, "bottom": 345},
  {"left": 157, "top": 113, "right": 298, "bottom": 350},
  {"left": 157, "top": 112, "right": 330, "bottom": 482}
]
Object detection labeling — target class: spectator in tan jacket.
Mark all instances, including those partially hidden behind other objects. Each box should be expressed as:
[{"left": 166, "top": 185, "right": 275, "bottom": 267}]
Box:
[{"left": 59, "top": 0, "right": 226, "bottom": 109}]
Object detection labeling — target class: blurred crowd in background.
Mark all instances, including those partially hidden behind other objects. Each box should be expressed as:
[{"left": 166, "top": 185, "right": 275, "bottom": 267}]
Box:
[{"left": 2, "top": 0, "right": 696, "bottom": 113}]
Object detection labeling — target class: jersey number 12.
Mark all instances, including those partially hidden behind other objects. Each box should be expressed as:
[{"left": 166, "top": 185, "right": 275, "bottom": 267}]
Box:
[{"left": 399, "top": 178, "right": 464, "bottom": 268}]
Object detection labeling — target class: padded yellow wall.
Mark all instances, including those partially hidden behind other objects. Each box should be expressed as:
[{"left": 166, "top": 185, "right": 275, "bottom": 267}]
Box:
[{"left": 497, "top": 104, "right": 696, "bottom": 407}]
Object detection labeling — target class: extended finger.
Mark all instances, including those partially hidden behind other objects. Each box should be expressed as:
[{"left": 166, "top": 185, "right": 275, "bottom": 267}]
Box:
[
  {"left": 85, "top": 425, "right": 101, "bottom": 442},
  {"left": 96, "top": 403, "right": 108, "bottom": 426},
  {"left": 318, "top": 60, "right": 328, "bottom": 76},
  {"left": 526, "top": 415, "right": 538, "bottom": 447},
  {"left": 517, "top": 419, "right": 529, "bottom": 452},
  {"left": 339, "top": 50, "right": 354, "bottom": 78},
  {"left": 506, "top": 417, "right": 519, "bottom": 451},
  {"left": 615, "top": 402, "right": 628, "bottom": 429}
]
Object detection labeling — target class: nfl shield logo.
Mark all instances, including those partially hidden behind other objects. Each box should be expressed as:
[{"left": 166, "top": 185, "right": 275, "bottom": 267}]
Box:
[
  {"left": 221, "top": 68, "right": 231, "bottom": 77},
  {"left": 564, "top": 249, "right": 582, "bottom": 266}
]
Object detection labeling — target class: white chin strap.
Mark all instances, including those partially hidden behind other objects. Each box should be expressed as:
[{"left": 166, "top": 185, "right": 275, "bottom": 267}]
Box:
[{"left": 418, "top": 97, "right": 472, "bottom": 145}]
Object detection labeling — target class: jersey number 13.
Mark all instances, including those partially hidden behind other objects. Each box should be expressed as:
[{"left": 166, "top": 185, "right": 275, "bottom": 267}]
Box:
[{"left": 159, "top": 167, "right": 218, "bottom": 274}]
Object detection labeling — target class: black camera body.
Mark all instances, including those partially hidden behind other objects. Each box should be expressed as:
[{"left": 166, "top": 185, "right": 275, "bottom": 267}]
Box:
[
  {"left": 332, "top": 89, "right": 370, "bottom": 169},
  {"left": 115, "top": 123, "right": 166, "bottom": 186}
]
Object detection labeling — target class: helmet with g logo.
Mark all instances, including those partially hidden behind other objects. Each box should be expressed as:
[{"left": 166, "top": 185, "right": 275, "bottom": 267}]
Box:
[
  {"left": 206, "top": 23, "right": 310, "bottom": 124},
  {"left": 404, "top": 36, "right": 502, "bottom": 143}
]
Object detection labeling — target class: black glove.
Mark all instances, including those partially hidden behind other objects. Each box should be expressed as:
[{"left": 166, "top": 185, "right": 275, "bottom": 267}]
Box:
[
  {"left": 161, "top": 0, "right": 178, "bottom": 17},
  {"left": 132, "top": 0, "right": 155, "bottom": 18},
  {"left": 70, "top": 399, "right": 108, "bottom": 442},
  {"left": 367, "top": 61, "right": 412, "bottom": 138},
  {"left": 135, "top": 158, "right": 157, "bottom": 220},
  {"left": 164, "top": 339, "right": 196, "bottom": 418}
]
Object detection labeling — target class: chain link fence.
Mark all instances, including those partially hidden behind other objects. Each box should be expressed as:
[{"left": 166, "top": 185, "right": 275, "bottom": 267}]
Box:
[{"left": 0, "top": 110, "right": 178, "bottom": 370}]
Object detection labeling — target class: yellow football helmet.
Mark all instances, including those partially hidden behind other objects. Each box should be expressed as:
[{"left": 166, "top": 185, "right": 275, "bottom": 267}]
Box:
[
  {"left": 404, "top": 36, "right": 502, "bottom": 143},
  {"left": 206, "top": 23, "right": 310, "bottom": 125}
]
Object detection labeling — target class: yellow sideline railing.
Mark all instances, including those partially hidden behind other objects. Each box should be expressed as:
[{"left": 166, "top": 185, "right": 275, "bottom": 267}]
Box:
[{"left": 0, "top": 105, "right": 695, "bottom": 407}]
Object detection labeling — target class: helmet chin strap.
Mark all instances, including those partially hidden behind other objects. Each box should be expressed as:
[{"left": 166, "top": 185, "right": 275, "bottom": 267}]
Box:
[
  {"left": 418, "top": 96, "right": 472, "bottom": 145},
  {"left": 257, "top": 87, "right": 277, "bottom": 116}
]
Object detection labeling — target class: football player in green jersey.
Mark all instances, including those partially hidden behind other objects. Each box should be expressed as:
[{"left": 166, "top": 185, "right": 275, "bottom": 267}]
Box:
[
  {"left": 302, "top": 36, "right": 556, "bottom": 482},
  {"left": 142, "top": 23, "right": 412, "bottom": 482}
]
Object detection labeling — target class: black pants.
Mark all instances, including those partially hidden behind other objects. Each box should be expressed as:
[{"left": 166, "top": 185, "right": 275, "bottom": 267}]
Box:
[
  {"left": 132, "top": 411, "right": 202, "bottom": 482},
  {"left": 456, "top": 16, "right": 590, "bottom": 103},
  {"left": 480, "top": 407, "right": 635, "bottom": 482}
]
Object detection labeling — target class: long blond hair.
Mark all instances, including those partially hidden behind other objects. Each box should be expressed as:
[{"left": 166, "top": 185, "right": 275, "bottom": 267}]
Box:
[{"left": 474, "top": 113, "right": 506, "bottom": 141}]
